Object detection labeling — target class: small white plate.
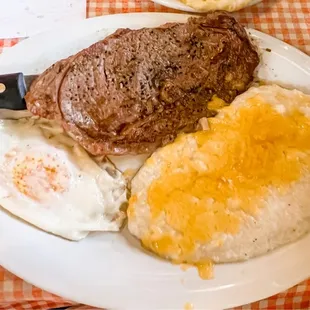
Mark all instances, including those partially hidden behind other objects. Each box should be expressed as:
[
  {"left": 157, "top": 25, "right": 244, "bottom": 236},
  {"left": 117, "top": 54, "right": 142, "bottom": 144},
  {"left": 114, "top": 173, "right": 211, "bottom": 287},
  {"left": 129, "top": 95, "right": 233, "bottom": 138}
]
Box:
[
  {"left": 152, "top": 0, "right": 261, "bottom": 13},
  {"left": 0, "top": 12, "right": 310, "bottom": 310}
]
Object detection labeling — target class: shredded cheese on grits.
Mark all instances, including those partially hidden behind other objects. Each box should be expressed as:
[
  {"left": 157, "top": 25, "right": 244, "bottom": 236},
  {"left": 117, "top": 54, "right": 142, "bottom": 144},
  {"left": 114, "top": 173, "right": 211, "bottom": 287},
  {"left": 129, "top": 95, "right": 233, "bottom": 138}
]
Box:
[
  {"left": 139, "top": 96, "right": 310, "bottom": 268},
  {"left": 127, "top": 85, "right": 310, "bottom": 280}
]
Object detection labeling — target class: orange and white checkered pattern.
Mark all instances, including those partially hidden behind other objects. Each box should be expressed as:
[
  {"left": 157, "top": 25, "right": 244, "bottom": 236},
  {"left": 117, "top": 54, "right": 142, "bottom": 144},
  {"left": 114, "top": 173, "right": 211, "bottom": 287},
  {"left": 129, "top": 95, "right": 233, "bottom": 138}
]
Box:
[
  {"left": 0, "top": 38, "right": 23, "bottom": 55},
  {"left": 0, "top": 0, "right": 310, "bottom": 309},
  {"left": 0, "top": 266, "right": 309, "bottom": 310},
  {"left": 1, "top": 0, "right": 310, "bottom": 55}
]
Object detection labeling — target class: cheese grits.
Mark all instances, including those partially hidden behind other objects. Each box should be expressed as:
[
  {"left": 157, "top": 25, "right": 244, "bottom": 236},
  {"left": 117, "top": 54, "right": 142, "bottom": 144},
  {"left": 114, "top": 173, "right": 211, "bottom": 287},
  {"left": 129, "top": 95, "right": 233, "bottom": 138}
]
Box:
[{"left": 127, "top": 85, "right": 310, "bottom": 278}]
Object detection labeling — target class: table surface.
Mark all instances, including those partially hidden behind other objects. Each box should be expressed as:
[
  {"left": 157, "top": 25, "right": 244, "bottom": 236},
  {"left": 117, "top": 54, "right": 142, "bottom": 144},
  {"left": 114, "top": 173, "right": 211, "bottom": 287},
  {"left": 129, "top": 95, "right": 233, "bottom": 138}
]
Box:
[{"left": 0, "top": 0, "right": 310, "bottom": 309}]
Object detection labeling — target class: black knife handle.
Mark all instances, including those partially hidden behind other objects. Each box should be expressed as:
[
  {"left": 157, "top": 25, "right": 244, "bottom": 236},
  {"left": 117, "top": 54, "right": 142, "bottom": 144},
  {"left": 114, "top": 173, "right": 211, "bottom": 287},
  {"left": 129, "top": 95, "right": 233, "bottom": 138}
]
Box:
[{"left": 0, "top": 73, "right": 27, "bottom": 110}]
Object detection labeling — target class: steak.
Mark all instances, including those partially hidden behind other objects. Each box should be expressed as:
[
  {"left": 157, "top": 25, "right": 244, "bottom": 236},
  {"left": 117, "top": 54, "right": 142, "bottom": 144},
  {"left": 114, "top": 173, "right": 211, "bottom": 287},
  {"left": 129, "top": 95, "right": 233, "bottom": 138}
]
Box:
[{"left": 25, "top": 12, "right": 260, "bottom": 155}]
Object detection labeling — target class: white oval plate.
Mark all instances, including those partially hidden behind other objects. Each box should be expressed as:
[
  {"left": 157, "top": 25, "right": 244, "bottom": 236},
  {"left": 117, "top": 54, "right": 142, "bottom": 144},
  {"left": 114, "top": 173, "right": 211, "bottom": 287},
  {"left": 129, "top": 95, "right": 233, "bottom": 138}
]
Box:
[
  {"left": 152, "top": 0, "right": 261, "bottom": 13},
  {"left": 0, "top": 13, "right": 310, "bottom": 310}
]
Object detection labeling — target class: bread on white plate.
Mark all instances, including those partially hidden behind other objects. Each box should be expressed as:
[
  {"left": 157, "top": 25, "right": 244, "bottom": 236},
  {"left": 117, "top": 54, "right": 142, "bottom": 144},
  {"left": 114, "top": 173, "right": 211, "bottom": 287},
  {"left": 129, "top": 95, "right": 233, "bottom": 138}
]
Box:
[{"left": 152, "top": 0, "right": 261, "bottom": 13}]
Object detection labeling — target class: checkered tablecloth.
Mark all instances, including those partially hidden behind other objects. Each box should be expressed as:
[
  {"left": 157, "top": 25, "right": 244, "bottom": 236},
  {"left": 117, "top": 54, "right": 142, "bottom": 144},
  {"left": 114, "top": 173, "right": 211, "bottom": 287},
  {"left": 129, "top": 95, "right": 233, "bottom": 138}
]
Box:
[{"left": 0, "top": 0, "right": 310, "bottom": 309}]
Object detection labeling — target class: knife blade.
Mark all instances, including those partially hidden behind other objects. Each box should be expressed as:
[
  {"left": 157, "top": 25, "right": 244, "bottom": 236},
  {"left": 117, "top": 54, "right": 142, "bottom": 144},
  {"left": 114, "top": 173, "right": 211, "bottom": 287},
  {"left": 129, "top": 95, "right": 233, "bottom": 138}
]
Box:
[{"left": 0, "top": 73, "right": 38, "bottom": 111}]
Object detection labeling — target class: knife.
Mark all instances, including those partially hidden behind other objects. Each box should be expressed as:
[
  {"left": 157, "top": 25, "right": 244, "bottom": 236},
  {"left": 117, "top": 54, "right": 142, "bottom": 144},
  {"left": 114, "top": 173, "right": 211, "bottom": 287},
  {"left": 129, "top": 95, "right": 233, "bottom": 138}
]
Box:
[{"left": 0, "top": 72, "right": 38, "bottom": 110}]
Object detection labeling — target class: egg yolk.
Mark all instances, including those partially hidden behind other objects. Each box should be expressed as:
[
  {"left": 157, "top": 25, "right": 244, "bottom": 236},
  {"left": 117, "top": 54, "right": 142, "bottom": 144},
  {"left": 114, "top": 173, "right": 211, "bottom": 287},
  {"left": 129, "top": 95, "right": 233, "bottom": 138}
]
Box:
[
  {"left": 134, "top": 96, "right": 310, "bottom": 270},
  {"left": 11, "top": 154, "right": 69, "bottom": 201}
]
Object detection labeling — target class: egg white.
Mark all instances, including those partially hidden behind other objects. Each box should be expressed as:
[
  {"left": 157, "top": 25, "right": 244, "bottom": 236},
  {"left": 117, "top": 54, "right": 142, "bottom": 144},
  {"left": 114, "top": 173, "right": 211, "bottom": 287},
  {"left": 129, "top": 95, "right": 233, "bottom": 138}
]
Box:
[{"left": 0, "top": 117, "right": 127, "bottom": 240}]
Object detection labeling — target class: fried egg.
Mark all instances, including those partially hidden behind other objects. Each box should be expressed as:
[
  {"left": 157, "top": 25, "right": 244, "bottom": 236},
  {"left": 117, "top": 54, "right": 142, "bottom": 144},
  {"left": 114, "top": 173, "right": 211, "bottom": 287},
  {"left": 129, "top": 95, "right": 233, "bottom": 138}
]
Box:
[
  {"left": 0, "top": 117, "right": 127, "bottom": 240},
  {"left": 128, "top": 85, "right": 310, "bottom": 277}
]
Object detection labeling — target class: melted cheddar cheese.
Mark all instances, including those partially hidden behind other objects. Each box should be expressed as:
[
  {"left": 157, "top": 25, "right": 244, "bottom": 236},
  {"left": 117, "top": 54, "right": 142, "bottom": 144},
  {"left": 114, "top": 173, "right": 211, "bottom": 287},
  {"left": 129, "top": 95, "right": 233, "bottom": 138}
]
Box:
[
  {"left": 141, "top": 96, "right": 310, "bottom": 267},
  {"left": 127, "top": 195, "right": 137, "bottom": 219},
  {"left": 208, "top": 96, "right": 227, "bottom": 111},
  {"left": 184, "top": 302, "right": 194, "bottom": 310}
]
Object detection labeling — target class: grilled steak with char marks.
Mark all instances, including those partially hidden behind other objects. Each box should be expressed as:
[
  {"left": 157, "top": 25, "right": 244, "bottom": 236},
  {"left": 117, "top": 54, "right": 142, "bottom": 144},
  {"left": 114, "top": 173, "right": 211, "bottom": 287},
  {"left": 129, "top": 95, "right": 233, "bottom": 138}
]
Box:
[{"left": 25, "top": 12, "right": 259, "bottom": 155}]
